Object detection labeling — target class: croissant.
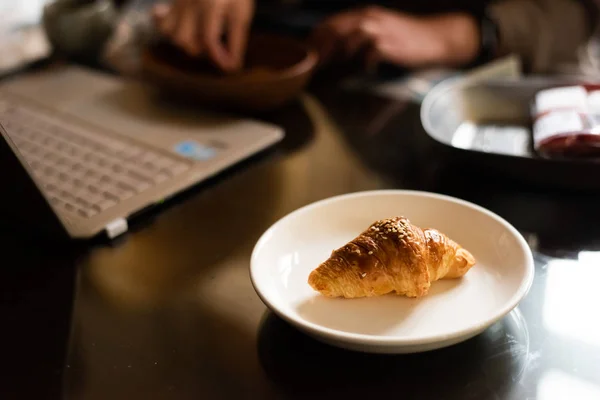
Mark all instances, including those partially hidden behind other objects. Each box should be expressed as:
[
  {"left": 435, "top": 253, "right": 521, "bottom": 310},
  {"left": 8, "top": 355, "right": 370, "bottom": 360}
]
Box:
[{"left": 308, "top": 217, "right": 476, "bottom": 298}]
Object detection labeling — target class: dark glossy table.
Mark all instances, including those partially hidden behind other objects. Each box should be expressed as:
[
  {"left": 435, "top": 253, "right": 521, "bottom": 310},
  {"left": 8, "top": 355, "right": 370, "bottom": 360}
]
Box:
[{"left": 2, "top": 72, "right": 600, "bottom": 400}]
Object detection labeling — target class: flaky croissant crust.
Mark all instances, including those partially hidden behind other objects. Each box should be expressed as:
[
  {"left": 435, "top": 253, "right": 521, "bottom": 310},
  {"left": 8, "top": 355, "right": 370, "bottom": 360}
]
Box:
[{"left": 308, "top": 217, "right": 476, "bottom": 298}]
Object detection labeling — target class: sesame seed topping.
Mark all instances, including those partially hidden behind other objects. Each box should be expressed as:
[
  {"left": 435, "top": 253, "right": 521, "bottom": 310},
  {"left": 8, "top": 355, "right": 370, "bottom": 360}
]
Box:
[
  {"left": 368, "top": 251, "right": 373, "bottom": 255},
  {"left": 369, "top": 217, "right": 414, "bottom": 242}
]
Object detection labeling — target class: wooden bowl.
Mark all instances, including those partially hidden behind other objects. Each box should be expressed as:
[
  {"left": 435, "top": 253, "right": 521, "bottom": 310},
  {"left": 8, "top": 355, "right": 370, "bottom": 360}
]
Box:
[{"left": 141, "top": 33, "right": 319, "bottom": 113}]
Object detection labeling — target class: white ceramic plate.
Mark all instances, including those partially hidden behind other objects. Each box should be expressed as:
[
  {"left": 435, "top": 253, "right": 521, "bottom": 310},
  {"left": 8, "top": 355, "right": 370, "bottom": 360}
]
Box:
[{"left": 250, "top": 190, "right": 534, "bottom": 354}]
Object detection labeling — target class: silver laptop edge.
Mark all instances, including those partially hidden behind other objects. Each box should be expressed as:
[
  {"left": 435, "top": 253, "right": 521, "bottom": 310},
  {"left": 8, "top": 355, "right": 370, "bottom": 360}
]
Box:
[{"left": 0, "top": 65, "right": 284, "bottom": 239}]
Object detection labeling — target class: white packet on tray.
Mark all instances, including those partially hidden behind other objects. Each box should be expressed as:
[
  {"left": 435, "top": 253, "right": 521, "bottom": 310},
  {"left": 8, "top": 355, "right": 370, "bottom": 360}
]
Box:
[{"left": 532, "top": 84, "right": 600, "bottom": 158}]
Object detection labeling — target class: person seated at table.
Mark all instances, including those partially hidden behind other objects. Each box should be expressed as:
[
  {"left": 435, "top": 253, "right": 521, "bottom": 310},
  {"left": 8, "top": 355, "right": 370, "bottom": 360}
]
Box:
[
  {"left": 45, "top": 0, "right": 597, "bottom": 74},
  {"left": 154, "top": 0, "right": 596, "bottom": 72},
  {"left": 151, "top": 0, "right": 598, "bottom": 74}
]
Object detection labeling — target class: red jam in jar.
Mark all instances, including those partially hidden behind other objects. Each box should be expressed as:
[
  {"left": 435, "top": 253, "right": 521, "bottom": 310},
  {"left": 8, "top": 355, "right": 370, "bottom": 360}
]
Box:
[{"left": 532, "top": 85, "right": 600, "bottom": 158}]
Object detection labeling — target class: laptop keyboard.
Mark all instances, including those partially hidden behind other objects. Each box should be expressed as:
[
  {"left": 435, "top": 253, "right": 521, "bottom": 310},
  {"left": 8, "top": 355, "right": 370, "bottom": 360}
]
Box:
[{"left": 0, "top": 100, "right": 191, "bottom": 219}]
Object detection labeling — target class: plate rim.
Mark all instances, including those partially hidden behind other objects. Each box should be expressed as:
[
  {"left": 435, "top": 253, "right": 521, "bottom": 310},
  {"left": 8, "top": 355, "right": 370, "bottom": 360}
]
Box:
[{"left": 250, "top": 189, "right": 535, "bottom": 347}]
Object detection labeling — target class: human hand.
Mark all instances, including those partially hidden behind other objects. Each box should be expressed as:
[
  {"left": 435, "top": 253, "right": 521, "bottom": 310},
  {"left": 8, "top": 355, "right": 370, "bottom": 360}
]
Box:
[
  {"left": 152, "top": 0, "right": 255, "bottom": 72},
  {"left": 311, "top": 6, "right": 480, "bottom": 71}
]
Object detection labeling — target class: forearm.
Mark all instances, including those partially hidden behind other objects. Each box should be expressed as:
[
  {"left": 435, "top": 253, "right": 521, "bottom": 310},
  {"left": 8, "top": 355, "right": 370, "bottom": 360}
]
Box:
[
  {"left": 488, "top": 0, "right": 597, "bottom": 73},
  {"left": 424, "top": 13, "right": 480, "bottom": 67}
]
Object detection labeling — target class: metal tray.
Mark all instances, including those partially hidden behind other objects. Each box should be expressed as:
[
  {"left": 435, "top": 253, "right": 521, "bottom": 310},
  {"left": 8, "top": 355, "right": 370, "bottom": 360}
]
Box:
[{"left": 420, "top": 76, "right": 600, "bottom": 191}]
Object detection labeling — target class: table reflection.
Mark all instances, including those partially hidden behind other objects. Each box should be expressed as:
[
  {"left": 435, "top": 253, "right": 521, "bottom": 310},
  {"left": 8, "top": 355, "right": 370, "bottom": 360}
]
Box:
[
  {"left": 258, "top": 308, "right": 531, "bottom": 400},
  {"left": 543, "top": 253, "right": 600, "bottom": 348},
  {"left": 538, "top": 369, "right": 600, "bottom": 400}
]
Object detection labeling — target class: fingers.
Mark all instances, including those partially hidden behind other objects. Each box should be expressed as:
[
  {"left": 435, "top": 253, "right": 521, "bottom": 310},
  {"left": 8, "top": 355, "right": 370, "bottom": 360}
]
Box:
[
  {"left": 175, "top": 0, "right": 202, "bottom": 55},
  {"left": 311, "top": 8, "right": 386, "bottom": 67},
  {"left": 204, "top": 1, "right": 231, "bottom": 71},
  {"left": 344, "top": 17, "right": 380, "bottom": 60},
  {"left": 153, "top": 2, "right": 178, "bottom": 37},
  {"left": 154, "top": 1, "right": 201, "bottom": 56},
  {"left": 152, "top": 0, "right": 253, "bottom": 73},
  {"left": 343, "top": 29, "right": 367, "bottom": 59},
  {"left": 225, "top": 3, "right": 252, "bottom": 71},
  {"left": 365, "top": 43, "right": 383, "bottom": 75},
  {"left": 357, "top": 17, "right": 379, "bottom": 70},
  {"left": 311, "top": 24, "right": 338, "bottom": 65},
  {"left": 152, "top": 3, "right": 169, "bottom": 22},
  {"left": 310, "top": 10, "right": 362, "bottom": 65}
]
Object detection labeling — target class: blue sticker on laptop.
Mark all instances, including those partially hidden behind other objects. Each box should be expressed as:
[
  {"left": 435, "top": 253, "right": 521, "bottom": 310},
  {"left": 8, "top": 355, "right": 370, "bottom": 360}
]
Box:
[{"left": 174, "top": 140, "right": 217, "bottom": 161}]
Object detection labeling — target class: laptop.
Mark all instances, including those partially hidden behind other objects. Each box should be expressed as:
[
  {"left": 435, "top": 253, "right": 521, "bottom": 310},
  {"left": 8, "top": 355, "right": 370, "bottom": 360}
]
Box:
[{"left": 0, "top": 65, "right": 283, "bottom": 240}]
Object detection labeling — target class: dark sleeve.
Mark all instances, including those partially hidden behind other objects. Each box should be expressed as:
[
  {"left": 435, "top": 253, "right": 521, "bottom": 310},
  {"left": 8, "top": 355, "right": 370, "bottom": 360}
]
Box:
[{"left": 487, "top": 0, "right": 598, "bottom": 72}]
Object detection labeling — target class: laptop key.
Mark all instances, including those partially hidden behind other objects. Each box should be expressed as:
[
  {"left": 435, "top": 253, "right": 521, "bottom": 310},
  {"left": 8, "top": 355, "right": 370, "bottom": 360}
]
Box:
[
  {"left": 44, "top": 183, "right": 57, "bottom": 193},
  {"left": 59, "top": 190, "right": 76, "bottom": 202},
  {"left": 94, "top": 198, "right": 117, "bottom": 212},
  {"left": 71, "top": 168, "right": 87, "bottom": 179},
  {"left": 29, "top": 160, "right": 42, "bottom": 170},
  {"left": 60, "top": 181, "right": 78, "bottom": 195},
  {"left": 154, "top": 172, "right": 170, "bottom": 183},
  {"left": 72, "top": 178, "right": 85, "bottom": 188},
  {"left": 77, "top": 188, "right": 101, "bottom": 201},
  {"left": 87, "top": 184, "right": 100, "bottom": 194},
  {"left": 153, "top": 155, "right": 176, "bottom": 169},
  {"left": 88, "top": 171, "right": 106, "bottom": 181},
  {"left": 110, "top": 187, "right": 135, "bottom": 201},
  {"left": 136, "top": 151, "right": 159, "bottom": 164},
  {"left": 55, "top": 157, "right": 69, "bottom": 168},
  {"left": 44, "top": 152, "right": 60, "bottom": 164},
  {"left": 77, "top": 208, "right": 98, "bottom": 218},
  {"left": 163, "top": 162, "right": 189, "bottom": 176},
  {"left": 63, "top": 202, "right": 77, "bottom": 213},
  {"left": 75, "top": 196, "right": 91, "bottom": 208},
  {"left": 126, "top": 169, "right": 155, "bottom": 183},
  {"left": 97, "top": 137, "right": 126, "bottom": 153},
  {"left": 67, "top": 146, "right": 80, "bottom": 157},
  {"left": 119, "top": 145, "right": 143, "bottom": 159},
  {"left": 119, "top": 188, "right": 135, "bottom": 200},
  {"left": 102, "top": 190, "right": 119, "bottom": 201},
  {"left": 116, "top": 175, "right": 150, "bottom": 193},
  {"left": 58, "top": 171, "right": 70, "bottom": 182}
]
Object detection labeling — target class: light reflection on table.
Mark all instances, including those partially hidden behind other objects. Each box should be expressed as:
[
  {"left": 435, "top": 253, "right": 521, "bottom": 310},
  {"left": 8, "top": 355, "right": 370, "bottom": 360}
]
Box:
[{"left": 543, "top": 253, "right": 600, "bottom": 348}]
